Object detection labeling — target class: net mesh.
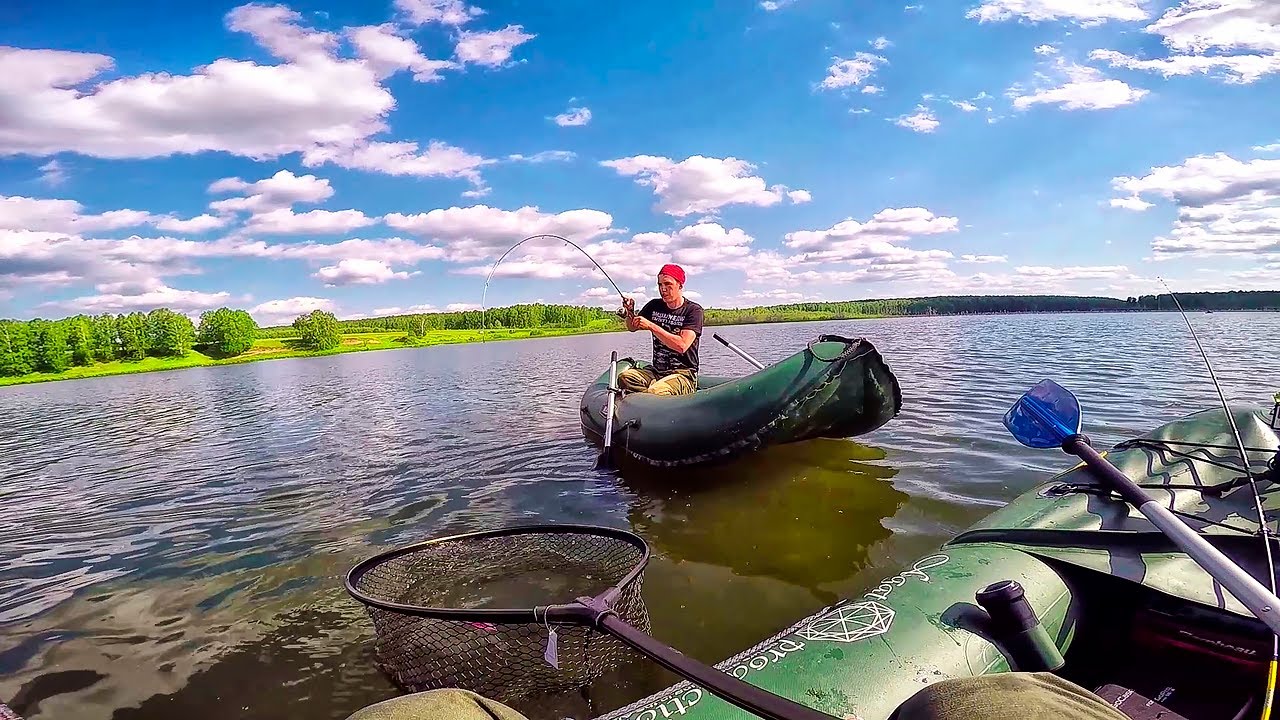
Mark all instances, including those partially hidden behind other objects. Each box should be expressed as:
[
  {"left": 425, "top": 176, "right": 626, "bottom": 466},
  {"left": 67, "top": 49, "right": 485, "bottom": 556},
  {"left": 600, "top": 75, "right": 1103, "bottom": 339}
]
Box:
[{"left": 350, "top": 529, "right": 650, "bottom": 705}]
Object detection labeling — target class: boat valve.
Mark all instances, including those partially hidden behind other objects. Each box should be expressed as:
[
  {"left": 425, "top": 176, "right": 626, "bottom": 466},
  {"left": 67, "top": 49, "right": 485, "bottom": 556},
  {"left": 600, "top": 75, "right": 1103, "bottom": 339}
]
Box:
[{"left": 976, "top": 579, "right": 1066, "bottom": 673}]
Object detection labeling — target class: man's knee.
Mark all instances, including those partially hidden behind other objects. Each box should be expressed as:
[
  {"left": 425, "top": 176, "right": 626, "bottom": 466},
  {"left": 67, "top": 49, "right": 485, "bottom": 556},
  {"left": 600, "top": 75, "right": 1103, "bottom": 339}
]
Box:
[
  {"left": 617, "top": 368, "right": 652, "bottom": 391},
  {"left": 648, "top": 373, "right": 695, "bottom": 396}
]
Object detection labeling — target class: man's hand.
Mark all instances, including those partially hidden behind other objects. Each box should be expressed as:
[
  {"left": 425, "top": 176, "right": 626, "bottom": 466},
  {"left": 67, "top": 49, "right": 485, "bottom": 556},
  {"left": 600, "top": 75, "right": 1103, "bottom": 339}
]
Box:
[{"left": 634, "top": 316, "right": 653, "bottom": 332}]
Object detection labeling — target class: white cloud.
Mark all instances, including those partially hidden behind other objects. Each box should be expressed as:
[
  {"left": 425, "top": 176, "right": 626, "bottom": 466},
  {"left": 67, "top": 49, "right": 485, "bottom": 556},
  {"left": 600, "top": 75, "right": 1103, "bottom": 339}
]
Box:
[
  {"left": 960, "top": 254, "right": 1008, "bottom": 262},
  {"left": 250, "top": 296, "right": 337, "bottom": 326},
  {"left": 893, "top": 105, "right": 941, "bottom": 133},
  {"left": 208, "top": 170, "right": 334, "bottom": 214},
  {"left": 313, "top": 258, "right": 415, "bottom": 286},
  {"left": 1254, "top": 142, "right": 1280, "bottom": 152},
  {"left": 395, "top": 0, "right": 484, "bottom": 26},
  {"left": 301, "top": 140, "right": 493, "bottom": 190},
  {"left": 849, "top": 107, "right": 872, "bottom": 114},
  {"left": 552, "top": 106, "right": 592, "bottom": 127},
  {"left": 385, "top": 205, "right": 616, "bottom": 262},
  {"left": 372, "top": 303, "right": 439, "bottom": 315},
  {"left": 347, "top": 24, "right": 458, "bottom": 82},
  {"left": 38, "top": 283, "right": 239, "bottom": 316},
  {"left": 1010, "top": 58, "right": 1148, "bottom": 111},
  {"left": 871, "top": 36, "right": 893, "bottom": 49},
  {"left": 862, "top": 85, "right": 884, "bottom": 94},
  {"left": 0, "top": 9, "right": 503, "bottom": 190},
  {"left": 1110, "top": 195, "right": 1156, "bottom": 210},
  {"left": 1015, "top": 264, "right": 1131, "bottom": 279},
  {"left": 0, "top": 195, "right": 155, "bottom": 233},
  {"left": 1035, "top": 44, "right": 1060, "bottom": 55},
  {"left": 782, "top": 207, "right": 959, "bottom": 266},
  {"left": 760, "top": 0, "right": 797, "bottom": 10},
  {"left": 820, "top": 53, "right": 888, "bottom": 90},
  {"left": 241, "top": 208, "right": 377, "bottom": 235},
  {"left": 1089, "top": 1, "right": 1280, "bottom": 84},
  {"left": 454, "top": 26, "right": 535, "bottom": 68},
  {"left": 506, "top": 150, "right": 577, "bottom": 163},
  {"left": 966, "top": 0, "right": 1150, "bottom": 26},
  {"left": 155, "top": 214, "right": 229, "bottom": 233},
  {"left": 446, "top": 302, "right": 481, "bottom": 311},
  {"left": 788, "top": 189, "right": 813, "bottom": 203},
  {"left": 38, "top": 160, "right": 67, "bottom": 187},
  {"left": 600, "top": 154, "right": 808, "bottom": 217},
  {"left": 723, "top": 288, "right": 818, "bottom": 307},
  {"left": 1109, "top": 152, "right": 1280, "bottom": 258},
  {"left": 1089, "top": 48, "right": 1280, "bottom": 84}
]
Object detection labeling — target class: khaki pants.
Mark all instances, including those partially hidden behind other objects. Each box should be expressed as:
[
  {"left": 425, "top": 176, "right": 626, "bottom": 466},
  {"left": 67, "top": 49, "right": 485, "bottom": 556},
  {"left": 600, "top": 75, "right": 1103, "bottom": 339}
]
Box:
[{"left": 617, "top": 367, "right": 697, "bottom": 396}]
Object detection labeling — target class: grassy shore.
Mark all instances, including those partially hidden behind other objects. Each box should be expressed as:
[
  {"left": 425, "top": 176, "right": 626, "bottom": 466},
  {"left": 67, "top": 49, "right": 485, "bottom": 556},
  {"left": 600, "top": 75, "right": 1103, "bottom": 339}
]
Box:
[{"left": 0, "top": 323, "right": 614, "bottom": 387}]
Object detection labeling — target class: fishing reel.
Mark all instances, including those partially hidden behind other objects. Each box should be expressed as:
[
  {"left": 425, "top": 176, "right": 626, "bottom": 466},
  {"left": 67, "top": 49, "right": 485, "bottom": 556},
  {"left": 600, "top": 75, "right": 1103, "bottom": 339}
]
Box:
[{"left": 616, "top": 296, "right": 636, "bottom": 319}]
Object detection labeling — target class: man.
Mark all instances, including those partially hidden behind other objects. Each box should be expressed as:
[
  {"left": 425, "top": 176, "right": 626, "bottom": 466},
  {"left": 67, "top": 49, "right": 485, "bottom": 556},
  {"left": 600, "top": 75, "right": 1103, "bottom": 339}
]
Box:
[{"left": 618, "top": 263, "right": 704, "bottom": 396}]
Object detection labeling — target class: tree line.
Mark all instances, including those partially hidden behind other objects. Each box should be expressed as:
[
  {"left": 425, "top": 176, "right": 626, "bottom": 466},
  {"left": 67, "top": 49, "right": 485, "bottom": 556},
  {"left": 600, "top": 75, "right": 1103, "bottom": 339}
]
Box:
[
  {"left": 0, "top": 308, "right": 259, "bottom": 377},
  {"left": 5, "top": 291, "right": 1277, "bottom": 378}
]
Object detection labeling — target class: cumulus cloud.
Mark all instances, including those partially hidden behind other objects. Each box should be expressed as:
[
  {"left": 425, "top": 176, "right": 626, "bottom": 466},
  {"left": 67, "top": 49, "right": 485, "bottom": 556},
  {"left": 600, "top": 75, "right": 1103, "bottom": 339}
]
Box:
[
  {"left": 347, "top": 24, "right": 458, "bottom": 82},
  {"left": 552, "top": 106, "right": 592, "bottom": 127},
  {"left": 1089, "top": 1, "right": 1280, "bottom": 84},
  {"left": 506, "top": 150, "right": 577, "bottom": 163},
  {"left": 395, "top": 0, "right": 484, "bottom": 26},
  {"left": 1009, "top": 57, "right": 1148, "bottom": 111},
  {"left": 313, "top": 258, "right": 415, "bottom": 286},
  {"left": 782, "top": 207, "right": 959, "bottom": 266},
  {"left": 960, "top": 254, "right": 1008, "bottom": 262},
  {"left": 820, "top": 53, "right": 888, "bottom": 90},
  {"left": 0, "top": 6, "right": 506, "bottom": 191},
  {"left": 154, "top": 214, "right": 230, "bottom": 233},
  {"left": 385, "top": 205, "right": 616, "bottom": 263},
  {"left": 871, "top": 37, "right": 893, "bottom": 50},
  {"left": 0, "top": 195, "right": 155, "bottom": 233},
  {"left": 208, "top": 170, "right": 335, "bottom": 214},
  {"left": 965, "top": 0, "right": 1150, "bottom": 26},
  {"left": 38, "top": 160, "right": 67, "bottom": 187},
  {"left": 1035, "top": 44, "right": 1060, "bottom": 55},
  {"left": 38, "top": 283, "right": 240, "bottom": 316},
  {"left": 250, "top": 296, "right": 337, "bottom": 326},
  {"left": 241, "top": 208, "right": 377, "bottom": 235},
  {"left": 1109, "top": 152, "right": 1280, "bottom": 258},
  {"left": 454, "top": 26, "right": 535, "bottom": 67},
  {"left": 893, "top": 105, "right": 941, "bottom": 132},
  {"left": 600, "top": 154, "right": 808, "bottom": 217},
  {"left": 1015, "top": 264, "right": 1131, "bottom": 279},
  {"left": 862, "top": 85, "right": 884, "bottom": 94}
]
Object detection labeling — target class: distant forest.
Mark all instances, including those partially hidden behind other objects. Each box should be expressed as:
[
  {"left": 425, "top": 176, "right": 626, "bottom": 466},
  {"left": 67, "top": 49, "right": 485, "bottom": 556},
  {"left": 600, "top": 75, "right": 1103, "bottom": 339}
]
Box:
[{"left": 258, "top": 290, "right": 1280, "bottom": 334}]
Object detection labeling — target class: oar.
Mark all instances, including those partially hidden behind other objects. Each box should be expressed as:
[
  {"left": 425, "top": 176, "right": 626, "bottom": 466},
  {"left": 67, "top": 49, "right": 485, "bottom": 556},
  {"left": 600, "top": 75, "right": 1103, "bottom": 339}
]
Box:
[
  {"left": 1004, "top": 379, "right": 1280, "bottom": 636},
  {"left": 594, "top": 351, "right": 620, "bottom": 470},
  {"left": 713, "top": 332, "right": 765, "bottom": 370}
]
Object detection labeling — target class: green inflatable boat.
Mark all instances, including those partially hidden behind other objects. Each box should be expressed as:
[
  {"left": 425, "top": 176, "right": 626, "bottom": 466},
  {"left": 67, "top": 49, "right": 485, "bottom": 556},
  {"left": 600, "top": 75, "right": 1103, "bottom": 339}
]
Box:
[
  {"left": 598, "top": 403, "right": 1280, "bottom": 720},
  {"left": 579, "top": 335, "right": 902, "bottom": 467}
]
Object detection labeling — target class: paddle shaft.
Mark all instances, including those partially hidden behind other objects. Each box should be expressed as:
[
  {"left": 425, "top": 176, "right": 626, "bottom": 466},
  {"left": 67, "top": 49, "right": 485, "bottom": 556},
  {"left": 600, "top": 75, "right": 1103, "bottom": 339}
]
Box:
[
  {"left": 598, "top": 614, "right": 834, "bottom": 720},
  {"left": 713, "top": 333, "right": 765, "bottom": 370},
  {"left": 1065, "top": 435, "right": 1280, "bottom": 636},
  {"left": 599, "top": 352, "right": 619, "bottom": 466}
]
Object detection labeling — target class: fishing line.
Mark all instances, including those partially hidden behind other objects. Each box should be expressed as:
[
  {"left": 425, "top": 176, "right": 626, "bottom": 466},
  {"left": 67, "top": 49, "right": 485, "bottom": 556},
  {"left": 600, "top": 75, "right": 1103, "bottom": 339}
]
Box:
[
  {"left": 479, "top": 234, "right": 627, "bottom": 341},
  {"left": 1160, "top": 277, "right": 1278, "bottom": 719}
]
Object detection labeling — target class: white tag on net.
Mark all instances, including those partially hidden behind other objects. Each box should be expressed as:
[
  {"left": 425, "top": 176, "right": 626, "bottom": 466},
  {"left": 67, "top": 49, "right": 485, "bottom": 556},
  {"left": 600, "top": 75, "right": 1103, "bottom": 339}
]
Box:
[{"left": 544, "top": 626, "right": 559, "bottom": 669}]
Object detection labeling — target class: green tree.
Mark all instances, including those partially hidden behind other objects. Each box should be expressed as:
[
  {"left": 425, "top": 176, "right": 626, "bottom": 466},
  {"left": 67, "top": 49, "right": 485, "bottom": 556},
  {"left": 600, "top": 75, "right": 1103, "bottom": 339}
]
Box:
[
  {"left": 0, "top": 321, "right": 36, "bottom": 377},
  {"left": 292, "top": 310, "right": 341, "bottom": 351},
  {"left": 197, "top": 308, "right": 258, "bottom": 356},
  {"left": 117, "top": 312, "right": 149, "bottom": 361},
  {"left": 31, "top": 319, "right": 70, "bottom": 373},
  {"left": 146, "top": 308, "right": 196, "bottom": 357},
  {"left": 91, "top": 314, "right": 118, "bottom": 361},
  {"left": 68, "top": 316, "right": 93, "bottom": 366}
]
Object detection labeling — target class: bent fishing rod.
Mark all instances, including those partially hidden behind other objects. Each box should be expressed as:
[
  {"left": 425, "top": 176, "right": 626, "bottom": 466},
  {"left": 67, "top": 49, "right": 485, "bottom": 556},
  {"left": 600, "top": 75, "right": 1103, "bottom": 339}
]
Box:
[
  {"left": 479, "top": 234, "right": 628, "bottom": 338},
  {"left": 1160, "top": 278, "right": 1280, "bottom": 720}
]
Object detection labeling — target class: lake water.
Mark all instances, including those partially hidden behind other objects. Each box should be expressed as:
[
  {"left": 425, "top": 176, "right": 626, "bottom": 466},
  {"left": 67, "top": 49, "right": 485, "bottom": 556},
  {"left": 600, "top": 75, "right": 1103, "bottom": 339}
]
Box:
[{"left": 3, "top": 312, "right": 1280, "bottom": 720}]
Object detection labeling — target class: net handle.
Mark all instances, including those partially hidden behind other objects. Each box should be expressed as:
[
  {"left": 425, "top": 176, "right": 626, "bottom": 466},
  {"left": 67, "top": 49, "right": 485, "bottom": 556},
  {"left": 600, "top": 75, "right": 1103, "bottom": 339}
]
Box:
[{"left": 344, "top": 524, "right": 650, "bottom": 623}]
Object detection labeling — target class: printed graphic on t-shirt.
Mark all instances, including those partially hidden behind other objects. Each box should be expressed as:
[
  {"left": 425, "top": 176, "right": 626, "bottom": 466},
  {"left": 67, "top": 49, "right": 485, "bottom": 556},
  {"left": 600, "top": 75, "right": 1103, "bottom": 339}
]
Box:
[{"left": 640, "top": 299, "right": 704, "bottom": 375}]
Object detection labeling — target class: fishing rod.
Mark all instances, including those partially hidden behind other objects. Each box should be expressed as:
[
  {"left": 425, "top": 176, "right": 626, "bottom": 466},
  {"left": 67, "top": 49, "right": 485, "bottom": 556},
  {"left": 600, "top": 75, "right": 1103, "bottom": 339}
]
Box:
[
  {"left": 1160, "top": 278, "right": 1279, "bottom": 720},
  {"left": 479, "top": 234, "right": 627, "bottom": 339}
]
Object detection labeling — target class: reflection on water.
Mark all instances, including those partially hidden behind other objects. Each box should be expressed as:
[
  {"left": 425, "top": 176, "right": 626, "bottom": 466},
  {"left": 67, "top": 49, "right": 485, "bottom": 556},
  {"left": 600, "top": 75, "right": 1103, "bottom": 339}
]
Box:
[{"left": 1, "top": 312, "right": 1279, "bottom": 719}]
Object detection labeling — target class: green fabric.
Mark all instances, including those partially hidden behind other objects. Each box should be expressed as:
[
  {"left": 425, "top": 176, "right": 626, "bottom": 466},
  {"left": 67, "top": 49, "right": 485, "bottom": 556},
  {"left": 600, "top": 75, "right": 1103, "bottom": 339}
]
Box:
[
  {"left": 892, "top": 673, "right": 1128, "bottom": 720},
  {"left": 344, "top": 689, "right": 530, "bottom": 720}
]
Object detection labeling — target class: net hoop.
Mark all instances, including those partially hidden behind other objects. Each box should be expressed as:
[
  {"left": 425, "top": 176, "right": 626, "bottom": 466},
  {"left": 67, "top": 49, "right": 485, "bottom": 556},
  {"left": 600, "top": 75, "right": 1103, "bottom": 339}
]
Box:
[{"left": 344, "top": 523, "right": 651, "bottom": 623}]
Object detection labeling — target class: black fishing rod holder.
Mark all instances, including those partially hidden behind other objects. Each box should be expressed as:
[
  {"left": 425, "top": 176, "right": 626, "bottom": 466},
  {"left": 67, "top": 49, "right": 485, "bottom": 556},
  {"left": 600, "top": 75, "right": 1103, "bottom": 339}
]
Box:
[{"left": 976, "top": 579, "right": 1066, "bottom": 672}]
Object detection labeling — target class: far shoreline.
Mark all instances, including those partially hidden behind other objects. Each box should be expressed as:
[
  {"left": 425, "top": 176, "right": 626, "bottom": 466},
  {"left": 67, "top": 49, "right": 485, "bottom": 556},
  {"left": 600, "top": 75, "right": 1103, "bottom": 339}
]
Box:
[{"left": 1, "top": 307, "right": 1273, "bottom": 389}]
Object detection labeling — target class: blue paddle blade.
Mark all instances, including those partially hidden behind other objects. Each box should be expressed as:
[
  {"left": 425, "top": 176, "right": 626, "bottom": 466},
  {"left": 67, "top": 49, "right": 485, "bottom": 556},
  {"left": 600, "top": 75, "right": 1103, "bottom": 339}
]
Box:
[{"left": 1003, "top": 379, "right": 1083, "bottom": 449}]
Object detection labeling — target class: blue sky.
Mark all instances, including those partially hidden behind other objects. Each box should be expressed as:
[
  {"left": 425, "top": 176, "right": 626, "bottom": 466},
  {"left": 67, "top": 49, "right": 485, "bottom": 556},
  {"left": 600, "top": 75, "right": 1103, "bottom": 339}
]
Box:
[{"left": 2, "top": 0, "right": 1278, "bottom": 325}]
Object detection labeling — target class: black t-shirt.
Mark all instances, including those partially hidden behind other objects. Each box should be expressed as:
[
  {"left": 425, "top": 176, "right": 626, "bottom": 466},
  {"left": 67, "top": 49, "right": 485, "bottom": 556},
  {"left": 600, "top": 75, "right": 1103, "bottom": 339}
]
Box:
[{"left": 640, "top": 298, "right": 704, "bottom": 375}]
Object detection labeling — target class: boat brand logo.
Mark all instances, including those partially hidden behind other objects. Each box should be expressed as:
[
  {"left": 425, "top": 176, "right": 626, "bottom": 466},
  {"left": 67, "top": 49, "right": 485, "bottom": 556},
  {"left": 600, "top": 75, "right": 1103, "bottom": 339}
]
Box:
[
  {"left": 863, "top": 554, "right": 949, "bottom": 602},
  {"left": 797, "top": 600, "right": 895, "bottom": 643}
]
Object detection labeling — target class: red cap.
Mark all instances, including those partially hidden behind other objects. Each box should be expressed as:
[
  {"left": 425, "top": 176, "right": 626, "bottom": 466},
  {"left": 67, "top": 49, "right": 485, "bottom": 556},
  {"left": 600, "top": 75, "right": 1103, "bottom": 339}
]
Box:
[{"left": 658, "top": 263, "right": 686, "bottom": 286}]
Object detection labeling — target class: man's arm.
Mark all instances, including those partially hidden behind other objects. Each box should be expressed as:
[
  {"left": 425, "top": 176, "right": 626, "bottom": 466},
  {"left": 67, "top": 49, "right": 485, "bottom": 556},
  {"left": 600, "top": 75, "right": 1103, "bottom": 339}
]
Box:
[{"left": 643, "top": 322, "right": 697, "bottom": 353}]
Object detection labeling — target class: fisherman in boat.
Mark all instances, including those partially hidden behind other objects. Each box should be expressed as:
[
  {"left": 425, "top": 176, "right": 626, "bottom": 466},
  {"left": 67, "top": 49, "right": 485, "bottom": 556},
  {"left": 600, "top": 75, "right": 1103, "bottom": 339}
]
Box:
[{"left": 618, "top": 263, "right": 705, "bottom": 396}]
